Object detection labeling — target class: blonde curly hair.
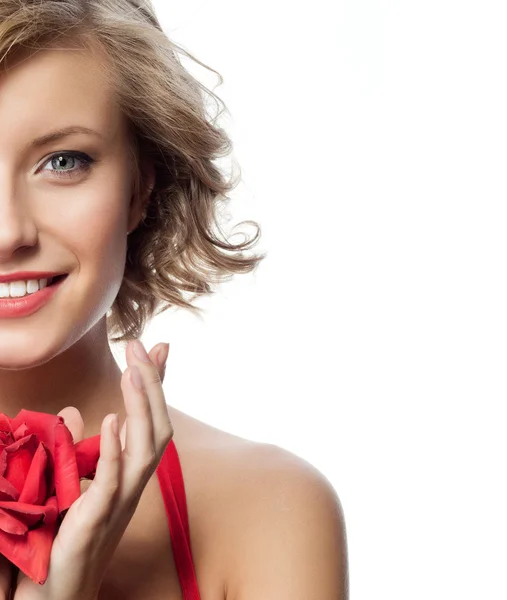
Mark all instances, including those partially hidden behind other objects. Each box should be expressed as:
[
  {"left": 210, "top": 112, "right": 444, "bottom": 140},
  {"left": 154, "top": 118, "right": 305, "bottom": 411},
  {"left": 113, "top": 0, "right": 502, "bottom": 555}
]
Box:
[{"left": 0, "top": 0, "right": 266, "bottom": 346}]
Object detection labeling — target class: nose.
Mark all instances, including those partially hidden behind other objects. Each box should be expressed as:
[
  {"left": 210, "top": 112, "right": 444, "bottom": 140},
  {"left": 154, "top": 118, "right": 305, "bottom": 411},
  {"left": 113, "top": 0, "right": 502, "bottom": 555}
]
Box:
[{"left": 0, "top": 186, "right": 38, "bottom": 260}]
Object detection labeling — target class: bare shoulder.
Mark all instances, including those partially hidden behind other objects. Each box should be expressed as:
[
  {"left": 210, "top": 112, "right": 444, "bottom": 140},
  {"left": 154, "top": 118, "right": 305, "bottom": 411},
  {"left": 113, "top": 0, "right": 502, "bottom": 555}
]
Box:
[{"left": 167, "top": 407, "right": 348, "bottom": 600}]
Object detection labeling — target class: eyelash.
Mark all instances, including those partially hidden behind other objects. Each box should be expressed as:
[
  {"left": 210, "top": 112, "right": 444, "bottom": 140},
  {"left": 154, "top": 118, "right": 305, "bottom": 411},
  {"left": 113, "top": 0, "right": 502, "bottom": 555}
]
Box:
[{"left": 39, "top": 151, "right": 96, "bottom": 179}]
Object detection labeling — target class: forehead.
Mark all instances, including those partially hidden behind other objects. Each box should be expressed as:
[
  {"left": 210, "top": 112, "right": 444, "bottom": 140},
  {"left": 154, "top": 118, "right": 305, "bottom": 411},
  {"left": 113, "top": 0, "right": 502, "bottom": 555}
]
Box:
[{"left": 0, "top": 45, "right": 126, "bottom": 145}]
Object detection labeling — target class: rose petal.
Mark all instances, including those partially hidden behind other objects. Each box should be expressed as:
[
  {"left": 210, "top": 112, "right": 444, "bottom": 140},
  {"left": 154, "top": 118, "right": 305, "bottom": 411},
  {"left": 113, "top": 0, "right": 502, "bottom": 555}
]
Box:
[
  {"left": 4, "top": 435, "right": 38, "bottom": 493},
  {"left": 10, "top": 410, "right": 62, "bottom": 455},
  {"left": 0, "top": 448, "right": 7, "bottom": 477},
  {"left": 0, "top": 507, "right": 28, "bottom": 535},
  {"left": 0, "top": 496, "right": 58, "bottom": 585},
  {"left": 44, "top": 445, "right": 55, "bottom": 499},
  {"left": 6, "top": 434, "right": 38, "bottom": 455},
  {"left": 0, "top": 414, "right": 12, "bottom": 437},
  {"left": 19, "top": 442, "right": 47, "bottom": 505},
  {"left": 75, "top": 434, "right": 101, "bottom": 479},
  {"left": 0, "top": 497, "right": 58, "bottom": 527},
  {"left": 54, "top": 420, "right": 80, "bottom": 512},
  {"left": 0, "top": 476, "right": 20, "bottom": 501},
  {"left": 12, "top": 422, "right": 29, "bottom": 441}
]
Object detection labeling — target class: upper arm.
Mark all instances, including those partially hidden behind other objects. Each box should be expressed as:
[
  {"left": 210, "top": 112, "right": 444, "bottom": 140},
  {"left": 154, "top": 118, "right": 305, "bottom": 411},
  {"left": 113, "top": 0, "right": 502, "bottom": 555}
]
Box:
[{"left": 224, "top": 444, "right": 349, "bottom": 600}]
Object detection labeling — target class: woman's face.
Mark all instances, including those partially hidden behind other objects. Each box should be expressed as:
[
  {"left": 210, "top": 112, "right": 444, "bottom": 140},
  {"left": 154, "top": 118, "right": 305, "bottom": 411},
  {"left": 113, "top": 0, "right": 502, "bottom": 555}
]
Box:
[{"left": 0, "top": 45, "right": 147, "bottom": 368}]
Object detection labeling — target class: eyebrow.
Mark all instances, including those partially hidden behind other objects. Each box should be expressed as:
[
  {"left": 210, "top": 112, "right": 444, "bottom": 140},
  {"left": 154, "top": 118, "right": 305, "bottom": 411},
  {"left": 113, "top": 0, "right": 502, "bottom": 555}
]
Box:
[{"left": 27, "top": 126, "right": 103, "bottom": 149}]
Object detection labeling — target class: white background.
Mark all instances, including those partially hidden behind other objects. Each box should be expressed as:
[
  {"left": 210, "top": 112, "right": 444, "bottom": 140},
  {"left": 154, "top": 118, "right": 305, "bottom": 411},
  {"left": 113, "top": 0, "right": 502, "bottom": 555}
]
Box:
[{"left": 115, "top": 2, "right": 507, "bottom": 598}]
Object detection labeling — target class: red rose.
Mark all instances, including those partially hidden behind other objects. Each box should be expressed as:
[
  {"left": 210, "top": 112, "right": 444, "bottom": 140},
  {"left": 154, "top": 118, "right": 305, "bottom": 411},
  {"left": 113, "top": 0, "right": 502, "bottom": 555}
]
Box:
[{"left": 0, "top": 409, "right": 100, "bottom": 585}]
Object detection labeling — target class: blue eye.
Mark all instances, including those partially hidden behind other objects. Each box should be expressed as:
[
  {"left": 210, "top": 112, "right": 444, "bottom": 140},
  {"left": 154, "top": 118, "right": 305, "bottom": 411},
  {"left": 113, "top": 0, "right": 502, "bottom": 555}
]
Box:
[{"left": 40, "top": 151, "right": 95, "bottom": 178}]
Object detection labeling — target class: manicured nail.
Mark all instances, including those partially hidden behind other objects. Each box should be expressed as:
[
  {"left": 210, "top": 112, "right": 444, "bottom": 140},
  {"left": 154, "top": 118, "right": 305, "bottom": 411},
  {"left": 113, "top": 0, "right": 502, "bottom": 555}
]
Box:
[{"left": 133, "top": 340, "right": 150, "bottom": 362}]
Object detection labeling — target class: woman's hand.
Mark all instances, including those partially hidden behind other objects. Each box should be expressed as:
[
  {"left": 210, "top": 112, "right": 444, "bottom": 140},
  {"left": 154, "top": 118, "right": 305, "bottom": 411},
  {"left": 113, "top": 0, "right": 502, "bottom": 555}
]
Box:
[{"left": 0, "top": 340, "right": 172, "bottom": 600}]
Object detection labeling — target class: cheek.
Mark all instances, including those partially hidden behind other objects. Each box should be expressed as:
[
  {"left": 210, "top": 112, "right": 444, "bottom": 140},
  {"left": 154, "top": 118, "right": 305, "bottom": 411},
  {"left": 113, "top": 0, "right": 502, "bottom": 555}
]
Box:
[
  {"left": 62, "top": 172, "right": 131, "bottom": 272},
  {"left": 85, "top": 214, "right": 127, "bottom": 285},
  {"left": 57, "top": 175, "right": 131, "bottom": 316},
  {"left": 77, "top": 198, "right": 129, "bottom": 297},
  {"left": 66, "top": 170, "right": 130, "bottom": 227}
]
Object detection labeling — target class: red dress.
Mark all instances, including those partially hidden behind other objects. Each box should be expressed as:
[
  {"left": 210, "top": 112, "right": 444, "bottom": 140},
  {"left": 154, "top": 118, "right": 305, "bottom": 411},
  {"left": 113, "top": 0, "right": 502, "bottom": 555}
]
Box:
[{"left": 156, "top": 439, "right": 202, "bottom": 600}]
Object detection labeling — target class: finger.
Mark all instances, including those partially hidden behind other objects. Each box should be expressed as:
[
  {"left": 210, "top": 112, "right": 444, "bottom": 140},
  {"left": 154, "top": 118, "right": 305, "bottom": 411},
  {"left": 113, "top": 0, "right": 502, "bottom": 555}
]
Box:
[
  {"left": 57, "top": 406, "right": 85, "bottom": 444},
  {"left": 147, "top": 346, "right": 163, "bottom": 382},
  {"left": 119, "top": 419, "right": 127, "bottom": 451},
  {"left": 156, "top": 343, "right": 169, "bottom": 382},
  {"left": 120, "top": 344, "right": 157, "bottom": 487},
  {"left": 148, "top": 344, "right": 161, "bottom": 370},
  {"left": 148, "top": 343, "right": 168, "bottom": 380},
  {"left": 127, "top": 341, "right": 173, "bottom": 458},
  {"left": 66, "top": 413, "right": 121, "bottom": 532}
]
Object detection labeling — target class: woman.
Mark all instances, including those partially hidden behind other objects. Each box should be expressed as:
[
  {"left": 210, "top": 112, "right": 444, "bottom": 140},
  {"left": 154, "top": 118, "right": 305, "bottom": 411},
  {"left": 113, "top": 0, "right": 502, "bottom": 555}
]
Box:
[{"left": 0, "top": 1, "right": 348, "bottom": 599}]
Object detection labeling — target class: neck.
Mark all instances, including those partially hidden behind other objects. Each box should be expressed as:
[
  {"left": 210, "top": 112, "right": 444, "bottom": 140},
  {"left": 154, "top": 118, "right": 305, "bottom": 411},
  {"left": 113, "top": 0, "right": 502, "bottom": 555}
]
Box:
[{"left": 0, "top": 317, "right": 127, "bottom": 440}]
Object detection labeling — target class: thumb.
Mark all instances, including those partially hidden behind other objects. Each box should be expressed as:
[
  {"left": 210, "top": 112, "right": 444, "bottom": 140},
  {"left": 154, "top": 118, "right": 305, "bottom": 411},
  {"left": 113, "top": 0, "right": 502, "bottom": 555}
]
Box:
[{"left": 57, "top": 406, "right": 85, "bottom": 444}]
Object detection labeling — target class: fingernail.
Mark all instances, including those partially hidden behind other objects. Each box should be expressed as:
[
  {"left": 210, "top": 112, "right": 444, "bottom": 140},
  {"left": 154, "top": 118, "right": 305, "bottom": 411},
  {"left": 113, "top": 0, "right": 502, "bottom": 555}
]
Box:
[
  {"left": 130, "top": 365, "right": 145, "bottom": 391},
  {"left": 157, "top": 343, "right": 170, "bottom": 368},
  {"left": 133, "top": 340, "right": 150, "bottom": 362}
]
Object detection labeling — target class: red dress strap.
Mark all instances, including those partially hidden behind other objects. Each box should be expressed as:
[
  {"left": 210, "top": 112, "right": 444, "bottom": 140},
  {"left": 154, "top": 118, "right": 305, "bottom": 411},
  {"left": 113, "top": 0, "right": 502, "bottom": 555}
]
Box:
[{"left": 156, "top": 438, "right": 201, "bottom": 600}]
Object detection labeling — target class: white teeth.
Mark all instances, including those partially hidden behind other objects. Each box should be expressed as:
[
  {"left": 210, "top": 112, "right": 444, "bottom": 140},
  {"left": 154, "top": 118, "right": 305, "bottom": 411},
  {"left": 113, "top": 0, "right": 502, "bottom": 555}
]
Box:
[{"left": 0, "top": 279, "right": 48, "bottom": 299}]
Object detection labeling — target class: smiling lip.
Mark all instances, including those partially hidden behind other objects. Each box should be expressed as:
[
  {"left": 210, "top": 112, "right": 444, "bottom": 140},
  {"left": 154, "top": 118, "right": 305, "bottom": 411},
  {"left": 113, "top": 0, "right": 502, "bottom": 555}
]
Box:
[
  {"left": 0, "top": 275, "right": 68, "bottom": 319},
  {"left": 0, "top": 271, "right": 66, "bottom": 284}
]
